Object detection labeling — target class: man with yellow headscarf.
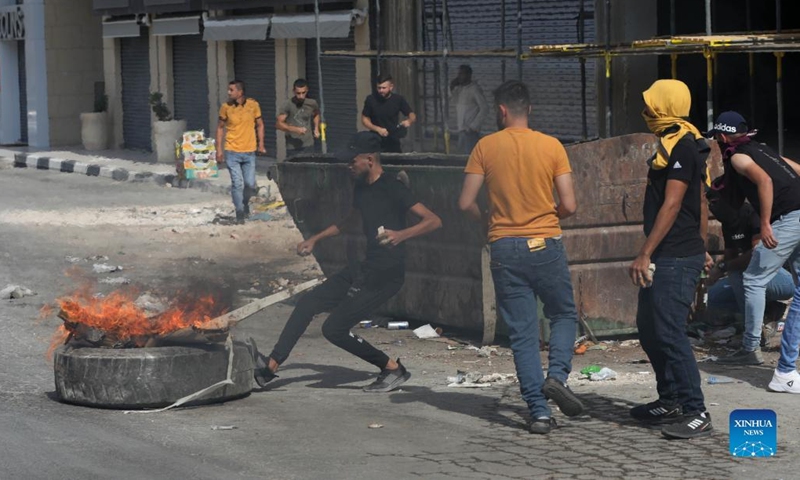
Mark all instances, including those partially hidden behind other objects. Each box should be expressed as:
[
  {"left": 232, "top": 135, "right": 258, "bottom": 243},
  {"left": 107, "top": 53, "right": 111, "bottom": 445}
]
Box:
[{"left": 628, "top": 79, "right": 714, "bottom": 440}]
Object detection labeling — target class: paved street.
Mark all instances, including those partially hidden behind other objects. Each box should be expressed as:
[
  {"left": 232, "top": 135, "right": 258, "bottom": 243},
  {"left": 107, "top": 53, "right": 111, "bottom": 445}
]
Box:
[{"left": 0, "top": 166, "right": 797, "bottom": 479}]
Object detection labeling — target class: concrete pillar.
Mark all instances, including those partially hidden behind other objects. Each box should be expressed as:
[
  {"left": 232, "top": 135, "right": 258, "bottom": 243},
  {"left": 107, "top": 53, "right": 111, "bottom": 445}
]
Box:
[
  {"left": 275, "top": 37, "right": 305, "bottom": 161},
  {"left": 104, "top": 37, "right": 123, "bottom": 148},
  {"left": 595, "top": 0, "right": 658, "bottom": 137},
  {"left": 22, "top": 0, "right": 49, "bottom": 147},
  {"left": 0, "top": 5, "right": 21, "bottom": 144},
  {"left": 354, "top": 0, "right": 371, "bottom": 133},
  {"left": 207, "top": 40, "right": 233, "bottom": 137},
  {"left": 380, "top": 0, "right": 418, "bottom": 150}
]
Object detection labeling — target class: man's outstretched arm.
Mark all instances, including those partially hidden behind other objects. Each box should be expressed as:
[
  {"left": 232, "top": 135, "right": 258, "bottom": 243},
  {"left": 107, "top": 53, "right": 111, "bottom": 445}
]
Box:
[{"left": 297, "top": 209, "right": 359, "bottom": 256}]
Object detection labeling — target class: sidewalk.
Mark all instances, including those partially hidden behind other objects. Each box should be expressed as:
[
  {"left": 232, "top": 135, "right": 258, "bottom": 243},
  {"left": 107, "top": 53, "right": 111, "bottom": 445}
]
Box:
[{"left": 0, "top": 146, "right": 280, "bottom": 200}]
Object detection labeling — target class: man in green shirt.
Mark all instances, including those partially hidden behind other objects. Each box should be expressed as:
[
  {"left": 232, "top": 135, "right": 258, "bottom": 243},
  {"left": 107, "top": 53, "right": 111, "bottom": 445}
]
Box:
[{"left": 276, "top": 78, "right": 320, "bottom": 156}]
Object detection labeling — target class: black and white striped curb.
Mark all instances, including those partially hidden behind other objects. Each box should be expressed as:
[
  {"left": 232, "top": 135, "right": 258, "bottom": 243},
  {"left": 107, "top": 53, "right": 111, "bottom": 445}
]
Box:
[{"left": 0, "top": 152, "right": 234, "bottom": 196}]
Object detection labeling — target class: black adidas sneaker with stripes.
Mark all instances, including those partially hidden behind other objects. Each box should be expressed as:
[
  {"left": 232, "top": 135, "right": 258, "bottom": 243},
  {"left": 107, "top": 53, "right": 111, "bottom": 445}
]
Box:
[
  {"left": 630, "top": 399, "right": 683, "bottom": 424},
  {"left": 661, "top": 412, "right": 713, "bottom": 439}
]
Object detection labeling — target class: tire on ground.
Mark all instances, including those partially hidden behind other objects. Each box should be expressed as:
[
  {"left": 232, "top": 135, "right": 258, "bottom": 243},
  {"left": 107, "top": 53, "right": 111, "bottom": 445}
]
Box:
[{"left": 53, "top": 341, "right": 253, "bottom": 409}]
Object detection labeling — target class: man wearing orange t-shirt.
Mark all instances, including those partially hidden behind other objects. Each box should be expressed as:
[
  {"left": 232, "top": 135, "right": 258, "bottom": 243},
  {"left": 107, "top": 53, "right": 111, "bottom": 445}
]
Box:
[
  {"left": 458, "top": 80, "right": 583, "bottom": 435},
  {"left": 216, "top": 80, "right": 267, "bottom": 224}
]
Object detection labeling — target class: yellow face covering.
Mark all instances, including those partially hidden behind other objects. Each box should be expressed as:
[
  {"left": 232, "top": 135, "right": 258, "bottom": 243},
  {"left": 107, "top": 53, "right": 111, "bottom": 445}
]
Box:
[{"left": 642, "top": 79, "right": 709, "bottom": 184}]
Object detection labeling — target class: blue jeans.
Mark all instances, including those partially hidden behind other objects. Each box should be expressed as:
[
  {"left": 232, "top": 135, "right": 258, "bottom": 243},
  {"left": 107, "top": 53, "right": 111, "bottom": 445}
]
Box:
[
  {"left": 742, "top": 210, "right": 800, "bottom": 351},
  {"left": 458, "top": 130, "right": 481, "bottom": 155},
  {"left": 637, "top": 254, "right": 706, "bottom": 414},
  {"left": 778, "top": 279, "right": 800, "bottom": 373},
  {"left": 490, "top": 237, "right": 577, "bottom": 419},
  {"left": 708, "top": 269, "right": 794, "bottom": 317},
  {"left": 225, "top": 151, "right": 257, "bottom": 214}
]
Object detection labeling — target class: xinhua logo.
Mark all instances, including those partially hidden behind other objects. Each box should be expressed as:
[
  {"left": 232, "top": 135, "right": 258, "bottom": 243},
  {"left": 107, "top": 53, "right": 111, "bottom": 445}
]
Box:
[{"left": 729, "top": 409, "right": 777, "bottom": 457}]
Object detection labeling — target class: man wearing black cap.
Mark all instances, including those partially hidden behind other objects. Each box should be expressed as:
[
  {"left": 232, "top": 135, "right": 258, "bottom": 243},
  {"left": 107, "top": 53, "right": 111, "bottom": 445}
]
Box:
[
  {"left": 249, "top": 131, "right": 442, "bottom": 392},
  {"left": 709, "top": 111, "right": 800, "bottom": 370}
]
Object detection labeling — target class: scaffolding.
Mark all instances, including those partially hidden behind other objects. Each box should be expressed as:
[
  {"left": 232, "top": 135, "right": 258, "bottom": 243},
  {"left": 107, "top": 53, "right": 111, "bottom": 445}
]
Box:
[{"left": 313, "top": 0, "right": 796, "bottom": 155}]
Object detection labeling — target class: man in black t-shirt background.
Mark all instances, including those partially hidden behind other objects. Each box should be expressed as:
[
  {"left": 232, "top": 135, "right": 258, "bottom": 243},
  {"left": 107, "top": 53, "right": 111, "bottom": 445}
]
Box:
[
  {"left": 248, "top": 131, "right": 441, "bottom": 393},
  {"left": 705, "top": 184, "right": 794, "bottom": 329},
  {"left": 361, "top": 74, "right": 416, "bottom": 153}
]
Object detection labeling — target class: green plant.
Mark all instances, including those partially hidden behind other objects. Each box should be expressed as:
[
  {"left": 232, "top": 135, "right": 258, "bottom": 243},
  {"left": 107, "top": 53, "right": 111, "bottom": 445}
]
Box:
[
  {"left": 94, "top": 94, "right": 108, "bottom": 113},
  {"left": 149, "top": 92, "right": 173, "bottom": 121}
]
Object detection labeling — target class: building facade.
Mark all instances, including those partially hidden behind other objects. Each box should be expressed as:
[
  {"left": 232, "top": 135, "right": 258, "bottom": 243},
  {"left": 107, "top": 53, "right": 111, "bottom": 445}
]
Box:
[{"left": 0, "top": 0, "right": 103, "bottom": 148}]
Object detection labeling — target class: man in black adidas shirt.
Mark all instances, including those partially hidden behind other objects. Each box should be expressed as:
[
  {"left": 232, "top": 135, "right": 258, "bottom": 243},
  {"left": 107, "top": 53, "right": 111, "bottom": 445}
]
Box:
[
  {"left": 628, "top": 80, "right": 713, "bottom": 439},
  {"left": 361, "top": 74, "right": 416, "bottom": 153},
  {"left": 709, "top": 112, "right": 800, "bottom": 385},
  {"left": 249, "top": 132, "right": 441, "bottom": 393}
]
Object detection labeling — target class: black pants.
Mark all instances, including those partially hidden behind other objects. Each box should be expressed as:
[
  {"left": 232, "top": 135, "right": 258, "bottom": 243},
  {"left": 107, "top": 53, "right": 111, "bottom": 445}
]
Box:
[
  {"left": 269, "top": 266, "right": 403, "bottom": 369},
  {"left": 636, "top": 254, "right": 706, "bottom": 414},
  {"left": 380, "top": 136, "right": 402, "bottom": 153}
]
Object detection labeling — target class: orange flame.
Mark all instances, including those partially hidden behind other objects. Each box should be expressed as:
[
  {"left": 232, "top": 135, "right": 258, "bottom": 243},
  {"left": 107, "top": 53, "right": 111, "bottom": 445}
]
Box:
[{"left": 46, "top": 288, "right": 228, "bottom": 354}]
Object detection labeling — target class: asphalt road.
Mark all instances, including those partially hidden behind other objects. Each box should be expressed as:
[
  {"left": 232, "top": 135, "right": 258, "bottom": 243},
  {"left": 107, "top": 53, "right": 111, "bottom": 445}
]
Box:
[{"left": 1, "top": 167, "right": 798, "bottom": 479}]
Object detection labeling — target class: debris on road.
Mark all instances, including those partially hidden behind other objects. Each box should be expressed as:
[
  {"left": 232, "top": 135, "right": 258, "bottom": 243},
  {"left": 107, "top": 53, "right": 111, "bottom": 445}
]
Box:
[
  {"left": 447, "top": 370, "right": 517, "bottom": 388},
  {"left": 619, "top": 340, "right": 640, "bottom": 348},
  {"left": 587, "top": 344, "right": 609, "bottom": 351},
  {"left": 92, "top": 263, "right": 123, "bottom": 273},
  {"left": 709, "top": 326, "right": 736, "bottom": 339},
  {"left": 588, "top": 367, "right": 617, "bottom": 381},
  {"left": 467, "top": 345, "right": 502, "bottom": 357},
  {"left": 707, "top": 375, "right": 737, "bottom": 384},
  {"left": 86, "top": 255, "right": 109, "bottom": 262},
  {"left": 249, "top": 212, "right": 273, "bottom": 222},
  {"left": 697, "top": 356, "right": 719, "bottom": 363},
  {"left": 368, "top": 423, "right": 384, "bottom": 429},
  {"left": 580, "top": 365, "right": 618, "bottom": 381},
  {"left": 211, "top": 425, "right": 237, "bottom": 430},
  {"left": 230, "top": 234, "right": 239, "bottom": 240},
  {"left": 1, "top": 285, "right": 36, "bottom": 299},
  {"left": 65, "top": 256, "right": 82, "bottom": 263},
  {"left": 99, "top": 277, "right": 131, "bottom": 285},
  {"left": 413, "top": 324, "right": 441, "bottom": 339}
]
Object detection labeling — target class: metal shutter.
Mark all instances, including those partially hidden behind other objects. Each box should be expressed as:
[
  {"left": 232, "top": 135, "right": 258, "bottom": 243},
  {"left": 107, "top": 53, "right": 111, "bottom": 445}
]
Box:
[
  {"left": 120, "top": 34, "right": 152, "bottom": 151},
  {"left": 233, "top": 40, "right": 277, "bottom": 153},
  {"left": 305, "top": 33, "right": 357, "bottom": 152},
  {"left": 424, "top": 0, "right": 597, "bottom": 142},
  {"left": 17, "top": 40, "right": 27, "bottom": 144},
  {"left": 172, "top": 35, "right": 210, "bottom": 133}
]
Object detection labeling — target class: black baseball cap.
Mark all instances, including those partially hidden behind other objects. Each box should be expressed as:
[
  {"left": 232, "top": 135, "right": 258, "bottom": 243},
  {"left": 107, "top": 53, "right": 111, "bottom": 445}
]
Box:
[
  {"left": 706, "top": 111, "right": 749, "bottom": 136},
  {"left": 335, "top": 131, "right": 382, "bottom": 161}
]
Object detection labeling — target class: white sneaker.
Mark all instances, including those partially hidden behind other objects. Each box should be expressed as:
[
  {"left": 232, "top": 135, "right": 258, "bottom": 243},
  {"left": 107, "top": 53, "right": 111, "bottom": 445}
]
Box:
[{"left": 768, "top": 369, "right": 800, "bottom": 393}]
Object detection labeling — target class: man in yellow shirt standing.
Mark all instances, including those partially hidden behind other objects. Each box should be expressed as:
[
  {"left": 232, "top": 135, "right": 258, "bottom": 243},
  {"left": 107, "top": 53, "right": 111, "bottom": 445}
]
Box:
[
  {"left": 216, "top": 80, "right": 267, "bottom": 224},
  {"left": 458, "top": 80, "right": 583, "bottom": 434}
]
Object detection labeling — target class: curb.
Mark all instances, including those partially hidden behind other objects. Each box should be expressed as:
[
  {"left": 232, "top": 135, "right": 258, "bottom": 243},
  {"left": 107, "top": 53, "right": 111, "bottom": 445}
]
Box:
[{"left": 0, "top": 152, "right": 236, "bottom": 197}]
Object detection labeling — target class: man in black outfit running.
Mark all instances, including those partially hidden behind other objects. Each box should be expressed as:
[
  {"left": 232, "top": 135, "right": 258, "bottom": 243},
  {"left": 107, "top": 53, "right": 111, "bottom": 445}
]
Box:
[{"left": 249, "top": 131, "right": 441, "bottom": 392}]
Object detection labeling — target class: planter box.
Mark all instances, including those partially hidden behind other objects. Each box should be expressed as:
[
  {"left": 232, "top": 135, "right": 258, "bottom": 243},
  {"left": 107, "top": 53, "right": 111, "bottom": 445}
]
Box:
[
  {"left": 80, "top": 112, "right": 109, "bottom": 151},
  {"left": 153, "top": 120, "right": 186, "bottom": 163}
]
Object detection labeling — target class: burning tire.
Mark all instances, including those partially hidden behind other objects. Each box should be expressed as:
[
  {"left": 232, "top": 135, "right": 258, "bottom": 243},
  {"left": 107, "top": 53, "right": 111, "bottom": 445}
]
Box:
[{"left": 53, "top": 342, "right": 253, "bottom": 409}]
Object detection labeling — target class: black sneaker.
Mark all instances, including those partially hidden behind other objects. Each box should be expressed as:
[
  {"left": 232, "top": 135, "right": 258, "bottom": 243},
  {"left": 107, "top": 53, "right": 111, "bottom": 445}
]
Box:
[
  {"left": 542, "top": 377, "right": 584, "bottom": 417},
  {"left": 661, "top": 412, "right": 713, "bottom": 439},
  {"left": 235, "top": 211, "right": 246, "bottom": 225},
  {"left": 528, "top": 417, "right": 557, "bottom": 435},
  {"left": 363, "top": 359, "right": 411, "bottom": 393},
  {"left": 246, "top": 338, "right": 277, "bottom": 388},
  {"left": 716, "top": 348, "right": 764, "bottom": 365},
  {"left": 630, "top": 400, "right": 683, "bottom": 424}
]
